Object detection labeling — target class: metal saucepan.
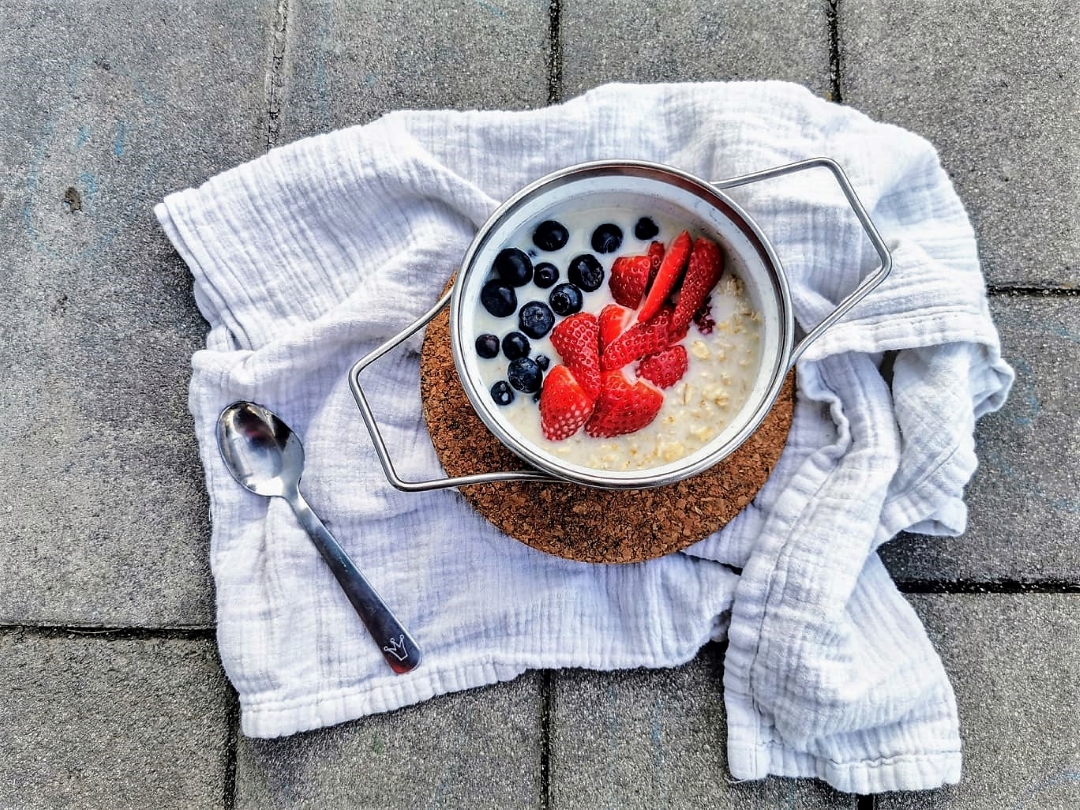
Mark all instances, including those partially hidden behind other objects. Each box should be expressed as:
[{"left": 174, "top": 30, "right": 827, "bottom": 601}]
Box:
[{"left": 349, "top": 158, "right": 891, "bottom": 491}]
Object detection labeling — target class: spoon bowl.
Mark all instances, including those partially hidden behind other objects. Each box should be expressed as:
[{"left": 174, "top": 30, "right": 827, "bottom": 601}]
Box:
[{"left": 217, "top": 401, "right": 421, "bottom": 674}]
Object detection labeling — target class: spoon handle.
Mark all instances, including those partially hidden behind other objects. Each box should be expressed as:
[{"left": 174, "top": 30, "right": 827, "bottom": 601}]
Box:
[{"left": 287, "top": 491, "right": 422, "bottom": 674}]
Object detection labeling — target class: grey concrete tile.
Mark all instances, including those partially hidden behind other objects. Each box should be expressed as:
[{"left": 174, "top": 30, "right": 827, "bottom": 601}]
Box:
[
  {"left": 841, "top": 1, "right": 1080, "bottom": 287},
  {"left": 235, "top": 673, "right": 544, "bottom": 809},
  {"left": 0, "top": 0, "right": 276, "bottom": 625},
  {"left": 549, "top": 645, "right": 856, "bottom": 809},
  {"left": 276, "top": 0, "right": 551, "bottom": 143},
  {"left": 0, "top": 630, "right": 232, "bottom": 810},
  {"left": 561, "top": 0, "right": 831, "bottom": 99},
  {"left": 878, "top": 594, "right": 1080, "bottom": 809},
  {"left": 881, "top": 295, "right": 1080, "bottom": 583}
]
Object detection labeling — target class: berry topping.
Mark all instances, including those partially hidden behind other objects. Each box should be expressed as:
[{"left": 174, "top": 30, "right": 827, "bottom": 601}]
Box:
[
  {"left": 532, "top": 220, "right": 569, "bottom": 252},
  {"left": 601, "top": 308, "right": 672, "bottom": 371},
  {"left": 550, "top": 312, "right": 602, "bottom": 400},
  {"left": 481, "top": 280, "right": 517, "bottom": 318},
  {"left": 598, "top": 303, "right": 632, "bottom": 355},
  {"left": 494, "top": 247, "right": 533, "bottom": 287},
  {"left": 507, "top": 357, "right": 544, "bottom": 393},
  {"left": 671, "top": 237, "right": 724, "bottom": 333},
  {"left": 490, "top": 380, "right": 514, "bottom": 406},
  {"left": 501, "top": 331, "right": 531, "bottom": 360},
  {"left": 591, "top": 223, "right": 623, "bottom": 254},
  {"left": 533, "top": 262, "right": 559, "bottom": 288},
  {"left": 549, "top": 283, "right": 584, "bottom": 316},
  {"left": 637, "top": 230, "right": 692, "bottom": 323},
  {"left": 634, "top": 217, "right": 659, "bottom": 240},
  {"left": 636, "top": 345, "right": 689, "bottom": 389},
  {"left": 647, "top": 240, "right": 665, "bottom": 286},
  {"left": 518, "top": 301, "right": 555, "bottom": 339},
  {"left": 693, "top": 300, "right": 716, "bottom": 334},
  {"left": 534, "top": 354, "right": 551, "bottom": 370},
  {"left": 567, "top": 254, "right": 605, "bottom": 292},
  {"left": 608, "top": 254, "right": 651, "bottom": 309},
  {"left": 475, "top": 333, "right": 500, "bottom": 358},
  {"left": 585, "top": 371, "right": 663, "bottom": 438},
  {"left": 539, "top": 365, "right": 595, "bottom": 441}
]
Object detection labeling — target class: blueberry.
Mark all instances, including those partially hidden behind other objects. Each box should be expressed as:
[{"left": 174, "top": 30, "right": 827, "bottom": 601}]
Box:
[
  {"left": 480, "top": 280, "right": 517, "bottom": 318},
  {"left": 548, "top": 283, "right": 583, "bottom": 316},
  {"left": 507, "top": 357, "right": 543, "bottom": 394},
  {"left": 491, "top": 380, "right": 514, "bottom": 406},
  {"left": 533, "top": 262, "right": 559, "bottom": 288},
  {"left": 634, "top": 216, "right": 659, "bottom": 240},
  {"left": 532, "top": 220, "right": 569, "bottom": 251},
  {"left": 591, "top": 223, "right": 623, "bottom": 254},
  {"left": 475, "top": 333, "right": 500, "bottom": 358},
  {"left": 493, "top": 247, "right": 533, "bottom": 286},
  {"left": 518, "top": 301, "right": 555, "bottom": 339},
  {"left": 567, "top": 254, "right": 604, "bottom": 292},
  {"left": 502, "top": 331, "right": 531, "bottom": 360},
  {"left": 534, "top": 354, "right": 550, "bottom": 370}
]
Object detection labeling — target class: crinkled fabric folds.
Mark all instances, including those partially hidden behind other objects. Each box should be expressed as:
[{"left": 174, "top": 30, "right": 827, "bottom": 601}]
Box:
[{"left": 156, "top": 82, "right": 1012, "bottom": 794}]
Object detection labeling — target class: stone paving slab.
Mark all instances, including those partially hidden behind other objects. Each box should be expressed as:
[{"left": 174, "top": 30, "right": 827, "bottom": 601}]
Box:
[
  {"left": 840, "top": 0, "right": 1080, "bottom": 288},
  {"left": 878, "top": 594, "right": 1080, "bottom": 809},
  {"left": 549, "top": 645, "right": 856, "bottom": 809},
  {"left": 560, "top": 0, "right": 831, "bottom": 99},
  {"left": 235, "top": 673, "right": 544, "bottom": 809},
  {"left": 0, "top": 630, "right": 231, "bottom": 810},
  {"left": 0, "top": 0, "right": 274, "bottom": 627},
  {"left": 275, "top": 0, "right": 551, "bottom": 144},
  {"left": 881, "top": 295, "right": 1080, "bottom": 584}
]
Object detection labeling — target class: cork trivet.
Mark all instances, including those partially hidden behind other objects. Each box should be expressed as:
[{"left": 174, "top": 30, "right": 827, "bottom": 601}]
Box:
[{"left": 419, "top": 277, "right": 795, "bottom": 564}]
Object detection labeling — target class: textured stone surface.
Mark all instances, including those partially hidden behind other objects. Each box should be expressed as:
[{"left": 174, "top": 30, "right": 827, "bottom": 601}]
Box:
[
  {"left": 548, "top": 645, "right": 856, "bottom": 809},
  {"left": 841, "top": 0, "right": 1080, "bottom": 287},
  {"left": 0, "top": 630, "right": 232, "bottom": 810},
  {"left": 235, "top": 673, "right": 544, "bottom": 809},
  {"left": 275, "top": 0, "right": 551, "bottom": 143},
  {"left": 878, "top": 594, "right": 1080, "bottom": 809},
  {"left": 561, "top": 0, "right": 831, "bottom": 99},
  {"left": 881, "top": 296, "right": 1080, "bottom": 584},
  {"left": 0, "top": 0, "right": 274, "bottom": 625}
]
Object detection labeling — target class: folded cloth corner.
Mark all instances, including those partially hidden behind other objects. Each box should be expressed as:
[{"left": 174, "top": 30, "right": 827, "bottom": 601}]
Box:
[{"left": 156, "top": 80, "right": 1012, "bottom": 794}]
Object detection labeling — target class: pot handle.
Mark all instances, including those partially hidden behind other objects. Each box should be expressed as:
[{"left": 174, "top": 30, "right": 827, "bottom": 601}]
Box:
[
  {"left": 348, "top": 290, "right": 560, "bottom": 492},
  {"left": 711, "top": 157, "right": 893, "bottom": 366}
]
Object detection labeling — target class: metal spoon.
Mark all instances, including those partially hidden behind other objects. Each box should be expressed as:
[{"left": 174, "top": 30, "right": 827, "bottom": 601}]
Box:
[{"left": 216, "top": 401, "right": 421, "bottom": 674}]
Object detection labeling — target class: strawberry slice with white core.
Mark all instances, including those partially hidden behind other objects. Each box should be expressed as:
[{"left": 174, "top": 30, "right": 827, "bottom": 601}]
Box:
[
  {"left": 584, "top": 370, "right": 664, "bottom": 438},
  {"left": 671, "top": 237, "right": 724, "bottom": 333},
  {"left": 539, "top": 365, "right": 595, "bottom": 441}
]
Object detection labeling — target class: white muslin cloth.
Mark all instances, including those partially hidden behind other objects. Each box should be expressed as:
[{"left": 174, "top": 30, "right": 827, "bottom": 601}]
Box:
[{"left": 156, "top": 82, "right": 1012, "bottom": 794}]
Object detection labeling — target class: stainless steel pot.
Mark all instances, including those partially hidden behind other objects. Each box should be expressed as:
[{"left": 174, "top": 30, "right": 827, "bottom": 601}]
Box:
[{"left": 349, "top": 157, "right": 891, "bottom": 491}]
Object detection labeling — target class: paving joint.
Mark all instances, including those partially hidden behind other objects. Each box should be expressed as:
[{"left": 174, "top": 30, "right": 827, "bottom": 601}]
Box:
[
  {"left": 988, "top": 285, "right": 1080, "bottom": 297},
  {"left": 265, "top": 0, "right": 291, "bottom": 150},
  {"left": 546, "top": 0, "right": 562, "bottom": 105},
  {"left": 223, "top": 690, "right": 241, "bottom": 810},
  {"left": 0, "top": 624, "right": 216, "bottom": 641},
  {"left": 540, "top": 670, "right": 552, "bottom": 809},
  {"left": 857, "top": 795, "right": 875, "bottom": 810},
  {"left": 826, "top": 0, "right": 844, "bottom": 103},
  {"left": 898, "top": 579, "right": 1080, "bottom": 594}
]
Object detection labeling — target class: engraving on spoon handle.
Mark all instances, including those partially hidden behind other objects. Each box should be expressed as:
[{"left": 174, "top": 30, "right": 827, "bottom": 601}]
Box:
[{"left": 288, "top": 490, "right": 422, "bottom": 674}]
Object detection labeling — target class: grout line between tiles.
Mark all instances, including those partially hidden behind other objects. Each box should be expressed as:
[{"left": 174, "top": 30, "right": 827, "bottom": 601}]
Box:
[
  {"left": 826, "top": 0, "right": 844, "bottom": 103},
  {"left": 223, "top": 688, "right": 241, "bottom": 810},
  {"left": 897, "top": 579, "right": 1080, "bottom": 594},
  {"left": 541, "top": 670, "right": 553, "bottom": 809},
  {"left": 265, "top": 0, "right": 291, "bottom": 150},
  {"left": 988, "top": 285, "right": 1080, "bottom": 297},
  {"left": 0, "top": 623, "right": 216, "bottom": 641},
  {"left": 547, "top": 0, "right": 562, "bottom": 105}
]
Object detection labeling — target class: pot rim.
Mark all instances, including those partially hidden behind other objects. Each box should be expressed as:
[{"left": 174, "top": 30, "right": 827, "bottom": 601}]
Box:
[{"left": 449, "top": 158, "right": 794, "bottom": 490}]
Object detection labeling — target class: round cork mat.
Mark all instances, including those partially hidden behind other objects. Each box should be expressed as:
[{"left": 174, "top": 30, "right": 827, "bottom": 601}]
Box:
[{"left": 419, "top": 278, "right": 795, "bottom": 564}]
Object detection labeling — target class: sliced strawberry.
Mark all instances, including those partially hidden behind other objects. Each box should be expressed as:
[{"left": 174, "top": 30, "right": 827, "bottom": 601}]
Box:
[
  {"left": 608, "top": 255, "right": 652, "bottom": 309},
  {"left": 647, "top": 240, "right": 665, "bottom": 287},
  {"left": 598, "top": 303, "right": 632, "bottom": 355},
  {"left": 585, "top": 371, "right": 664, "bottom": 438},
  {"left": 539, "top": 365, "right": 595, "bottom": 441},
  {"left": 672, "top": 237, "right": 724, "bottom": 333},
  {"left": 637, "top": 230, "right": 692, "bottom": 324},
  {"left": 549, "top": 312, "right": 601, "bottom": 399},
  {"left": 636, "top": 345, "right": 689, "bottom": 389},
  {"left": 601, "top": 307, "right": 672, "bottom": 371}
]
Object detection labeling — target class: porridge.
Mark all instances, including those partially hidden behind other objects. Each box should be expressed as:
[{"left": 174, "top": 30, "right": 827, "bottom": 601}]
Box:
[{"left": 471, "top": 207, "right": 763, "bottom": 471}]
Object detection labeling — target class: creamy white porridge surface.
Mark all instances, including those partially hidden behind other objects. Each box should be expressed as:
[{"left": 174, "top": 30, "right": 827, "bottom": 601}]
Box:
[{"left": 471, "top": 206, "right": 762, "bottom": 471}]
